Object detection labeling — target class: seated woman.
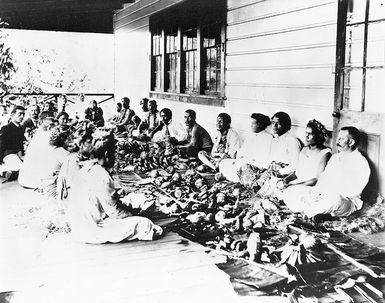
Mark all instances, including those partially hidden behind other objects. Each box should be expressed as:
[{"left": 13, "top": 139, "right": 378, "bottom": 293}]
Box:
[
  {"left": 18, "top": 113, "right": 56, "bottom": 189},
  {"left": 39, "top": 126, "right": 71, "bottom": 198},
  {"left": 219, "top": 113, "right": 272, "bottom": 182},
  {"left": 281, "top": 119, "right": 331, "bottom": 188},
  {"left": 198, "top": 113, "right": 242, "bottom": 171},
  {"left": 68, "top": 129, "right": 163, "bottom": 244},
  {"left": 256, "top": 112, "right": 301, "bottom": 196}
]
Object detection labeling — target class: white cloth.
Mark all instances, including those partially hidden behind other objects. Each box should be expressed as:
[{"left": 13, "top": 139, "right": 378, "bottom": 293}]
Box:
[
  {"left": 68, "top": 160, "right": 162, "bottom": 244},
  {"left": 18, "top": 129, "right": 69, "bottom": 188},
  {"left": 294, "top": 147, "right": 331, "bottom": 182},
  {"left": 212, "top": 128, "right": 242, "bottom": 158},
  {"left": 0, "top": 154, "right": 23, "bottom": 172},
  {"left": 284, "top": 149, "right": 370, "bottom": 217},
  {"left": 219, "top": 130, "right": 273, "bottom": 182},
  {"left": 268, "top": 131, "right": 301, "bottom": 175},
  {"left": 153, "top": 119, "right": 187, "bottom": 142}
]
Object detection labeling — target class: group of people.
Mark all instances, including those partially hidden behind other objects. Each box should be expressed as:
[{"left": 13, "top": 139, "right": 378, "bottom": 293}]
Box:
[{"left": 0, "top": 94, "right": 371, "bottom": 244}]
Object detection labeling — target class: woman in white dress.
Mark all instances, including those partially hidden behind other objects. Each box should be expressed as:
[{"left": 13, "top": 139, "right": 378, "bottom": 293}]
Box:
[
  {"left": 282, "top": 119, "right": 331, "bottom": 205},
  {"left": 219, "top": 113, "right": 273, "bottom": 182},
  {"left": 68, "top": 129, "right": 162, "bottom": 244}
]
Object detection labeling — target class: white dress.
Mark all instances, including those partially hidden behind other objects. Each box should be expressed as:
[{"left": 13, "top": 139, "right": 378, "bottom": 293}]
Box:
[
  {"left": 219, "top": 130, "right": 273, "bottom": 182},
  {"left": 68, "top": 160, "right": 162, "bottom": 244},
  {"left": 284, "top": 149, "right": 370, "bottom": 217}
]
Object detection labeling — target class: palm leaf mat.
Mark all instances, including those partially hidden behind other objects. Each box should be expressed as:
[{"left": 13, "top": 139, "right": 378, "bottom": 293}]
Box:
[{"left": 216, "top": 222, "right": 385, "bottom": 301}]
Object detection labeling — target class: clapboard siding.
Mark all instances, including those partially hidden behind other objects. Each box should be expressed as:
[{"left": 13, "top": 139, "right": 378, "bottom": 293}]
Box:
[
  {"left": 225, "top": 0, "right": 337, "bottom": 128},
  {"left": 114, "top": 0, "right": 338, "bottom": 137}
]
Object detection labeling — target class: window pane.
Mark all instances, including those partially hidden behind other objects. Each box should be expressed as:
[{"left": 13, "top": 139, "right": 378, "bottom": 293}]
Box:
[
  {"left": 369, "top": 0, "right": 385, "bottom": 21},
  {"left": 365, "top": 68, "right": 385, "bottom": 112},
  {"left": 202, "top": 23, "right": 222, "bottom": 94},
  {"left": 347, "top": 0, "right": 367, "bottom": 24},
  {"left": 345, "top": 24, "right": 365, "bottom": 67},
  {"left": 367, "top": 22, "right": 385, "bottom": 66},
  {"left": 344, "top": 68, "right": 363, "bottom": 110}
]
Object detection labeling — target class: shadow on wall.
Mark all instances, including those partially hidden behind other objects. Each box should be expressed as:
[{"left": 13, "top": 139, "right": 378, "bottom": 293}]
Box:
[{"left": 359, "top": 132, "right": 380, "bottom": 205}]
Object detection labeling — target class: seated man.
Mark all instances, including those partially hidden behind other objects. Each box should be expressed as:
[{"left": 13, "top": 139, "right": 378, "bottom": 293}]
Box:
[
  {"left": 198, "top": 113, "right": 242, "bottom": 171},
  {"left": 85, "top": 100, "right": 104, "bottom": 127},
  {"left": 113, "top": 97, "right": 135, "bottom": 133},
  {"left": 0, "top": 105, "right": 26, "bottom": 179},
  {"left": 151, "top": 108, "right": 187, "bottom": 154},
  {"left": 140, "top": 99, "right": 160, "bottom": 134},
  {"left": 23, "top": 103, "right": 40, "bottom": 137},
  {"left": 283, "top": 126, "right": 370, "bottom": 218},
  {"left": 176, "top": 109, "right": 213, "bottom": 157}
]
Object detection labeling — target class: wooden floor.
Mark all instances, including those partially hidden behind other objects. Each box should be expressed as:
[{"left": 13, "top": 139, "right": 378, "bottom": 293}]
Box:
[{"left": 0, "top": 181, "right": 289, "bottom": 303}]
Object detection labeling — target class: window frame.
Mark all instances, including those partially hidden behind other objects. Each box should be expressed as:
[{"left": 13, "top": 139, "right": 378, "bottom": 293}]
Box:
[{"left": 149, "top": 2, "right": 226, "bottom": 107}]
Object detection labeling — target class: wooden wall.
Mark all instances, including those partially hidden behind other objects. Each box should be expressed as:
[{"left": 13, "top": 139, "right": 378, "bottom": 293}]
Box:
[{"left": 114, "top": 0, "right": 338, "bottom": 141}]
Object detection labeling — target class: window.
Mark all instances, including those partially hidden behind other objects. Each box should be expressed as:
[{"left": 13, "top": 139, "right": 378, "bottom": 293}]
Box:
[
  {"left": 165, "top": 26, "right": 178, "bottom": 92},
  {"left": 149, "top": 0, "right": 225, "bottom": 105},
  {"left": 151, "top": 26, "right": 162, "bottom": 91},
  {"left": 182, "top": 27, "right": 198, "bottom": 93},
  {"left": 336, "top": 0, "right": 385, "bottom": 112},
  {"left": 202, "top": 22, "right": 222, "bottom": 95}
]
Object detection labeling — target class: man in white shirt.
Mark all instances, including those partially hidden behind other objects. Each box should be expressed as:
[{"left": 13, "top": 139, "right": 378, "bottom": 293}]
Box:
[
  {"left": 151, "top": 107, "right": 187, "bottom": 145},
  {"left": 283, "top": 126, "right": 370, "bottom": 218},
  {"left": 198, "top": 113, "right": 242, "bottom": 171}
]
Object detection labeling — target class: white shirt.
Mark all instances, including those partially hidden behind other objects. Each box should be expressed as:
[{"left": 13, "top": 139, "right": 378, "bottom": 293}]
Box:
[
  {"left": 212, "top": 128, "right": 242, "bottom": 158},
  {"left": 316, "top": 149, "right": 370, "bottom": 209},
  {"left": 295, "top": 147, "right": 331, "bottom": 181},
  {"left": 159, "top": 119, "right": 187, "bottom": 142},
  {"left": 268, "top": 131, "right": 301, "bottom": 174},
  {"left": 237, "top": 130, "right": 273, "bottom": 168}
]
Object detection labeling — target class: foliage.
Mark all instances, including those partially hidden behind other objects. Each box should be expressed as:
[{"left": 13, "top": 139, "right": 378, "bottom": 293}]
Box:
[{"left": 0, "top": 20, "right": 16, "bottom": 94}]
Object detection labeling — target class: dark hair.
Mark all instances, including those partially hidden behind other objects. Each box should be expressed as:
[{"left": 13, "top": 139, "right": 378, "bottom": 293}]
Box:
[
  {"left": 341, "top": 126, "right": 360, "bottom": 149},
  {"left": 88, "top": 130, "right": 116, "bottom": 168},
  {"left": 250, "top": 113, "right": 270, "bottom": 130},
  {"left": 49, "top": 126, "right": 69, "bottom": 148},
  {"left": 122, "top": 97, "right": 130, "bottom": 108},
  {"left": 149, "top": 100, "right": 157, "bottom": 106},
  {"left": 116, "top": 102, "right": 122, "bottom": 108},
  {"left": 160, "top": 108, "right": 172, "bottom": 119},
  {"left": 57, "top": 111, "right": 69, "bottom": 121},
  {"left": 11, "top": 105, "right": 26, "bottom": 114},
  {"left": 307, "top": 119, "right": 328, "bottom": 146},
  {"left": 131, "top": 115, "right": 141, "bottom": 126},
  {"left": 39, "top": 110, "right": 55, "bottom": 121},
  {"left": 185, "top": 109, "right": 196, "bottom": 120},
  {"left": 272, "top": 111, "right": 291, "bottom": 133},
  {"left": 218, "top": 113, "right": 231, "bottom": 126}
]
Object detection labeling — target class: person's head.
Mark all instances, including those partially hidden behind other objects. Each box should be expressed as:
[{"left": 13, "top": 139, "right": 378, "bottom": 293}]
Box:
[
  {"left": 30, "top": 104, "right": 41, "bottom": 120},
  {"left": 184, "top": 109, "right": 196, "bottom": 127},
  {"left": 43, "top": 102, "right": 53, "bottom": 112},
  {"left": 337, "top": 126, "right": 360, "bottom": 153},
  {"left": 160, "top": 108, "right": 172, "bottom": 124},
  {"left": 90, "top": 100, "right": 98, "bottom": 109},
  {"left": 57, "top": 111, "right": 69, "bottom": 125},
  {"left": 79, "top": 93, "right": 85, "bottom": 103},
  {"left": 131, "top": 115, "right": 141, "bottom": 127},
  {"left": 305, "top": 119, "right": 327, "bottom": 147},
  {"left": 250, "top": 113, "right": 270, "bottom": 133},
  {"left": 122, "top": 97, "right": 130, "bottom": 109},
  {"left": 39, "top": 111, "right": 55, "bottom": 130},
  {"left": 116, "top": 102, "right": 122, "bottom": 113},
  {"left": 148, "top": 100, "right": 157, "bottom": 113},
  {"left": 89, "top": 130, "right": 116, "bottom": 169},
  {"left": 11, "top": 105, "right": 26, "bottom": 125},
  {"left": 271, "top": 112, "right": 291, "bottom": 136},
  {"left": 140, "top": 98, "right": 149, "bottom": 112},
  {"left": 216, "top": 113, "right": 231, "bottom": 132},
  {"left": 49, "top": 126, "right": 69, "bottom": 148}
]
